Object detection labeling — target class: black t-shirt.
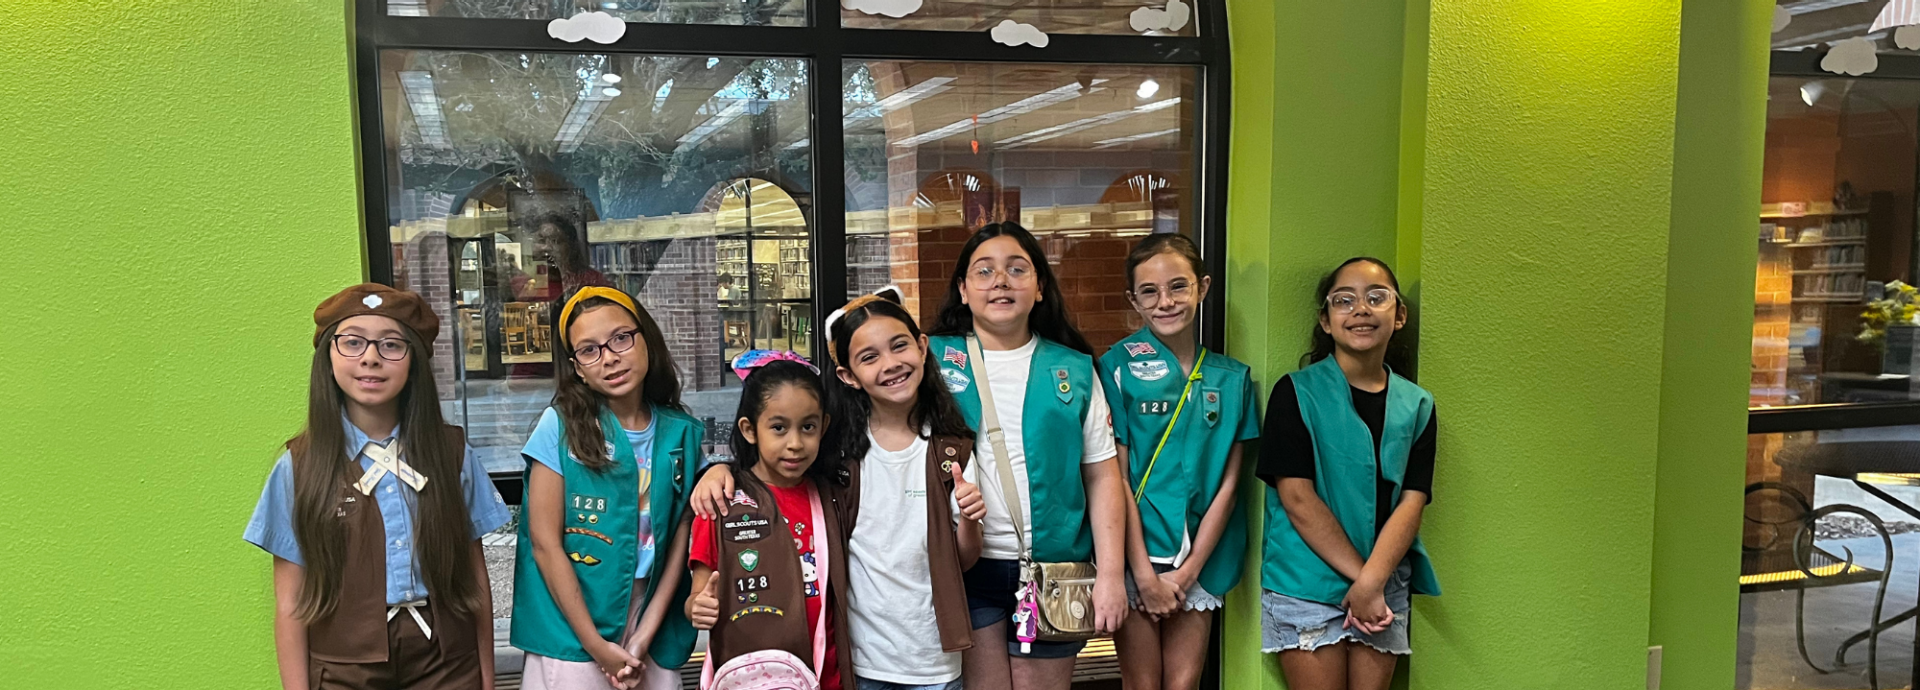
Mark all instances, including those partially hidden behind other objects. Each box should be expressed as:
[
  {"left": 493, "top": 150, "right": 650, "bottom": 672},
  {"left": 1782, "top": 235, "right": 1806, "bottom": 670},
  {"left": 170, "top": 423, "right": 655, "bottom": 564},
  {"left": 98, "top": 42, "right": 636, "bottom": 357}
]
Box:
[{"left": 1256, "top": 373, "right": 1437, "bottom": 535}]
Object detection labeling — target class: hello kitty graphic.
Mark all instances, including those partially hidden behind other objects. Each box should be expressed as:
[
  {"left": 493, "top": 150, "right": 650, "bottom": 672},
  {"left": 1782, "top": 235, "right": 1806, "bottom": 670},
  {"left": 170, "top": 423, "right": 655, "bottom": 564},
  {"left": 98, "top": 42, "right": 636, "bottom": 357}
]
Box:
[{"left": 800, "top": 552, "right": 819, "bottom": 598}]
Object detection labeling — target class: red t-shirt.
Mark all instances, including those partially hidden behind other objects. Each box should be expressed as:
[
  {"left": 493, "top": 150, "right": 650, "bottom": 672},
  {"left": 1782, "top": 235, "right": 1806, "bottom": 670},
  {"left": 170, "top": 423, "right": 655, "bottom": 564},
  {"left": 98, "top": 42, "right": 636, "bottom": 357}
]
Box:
[{"left": 691, "top": 483, "right": 839, "bottom": 690}]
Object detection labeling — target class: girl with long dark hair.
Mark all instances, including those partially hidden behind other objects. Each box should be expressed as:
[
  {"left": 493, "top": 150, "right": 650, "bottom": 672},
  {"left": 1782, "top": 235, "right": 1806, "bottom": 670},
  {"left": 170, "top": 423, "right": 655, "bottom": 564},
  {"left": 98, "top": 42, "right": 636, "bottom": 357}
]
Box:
[
  {"left": 511, "top": 286, "right": 702, "bottom": 690},
  {"left": 925, "top": 222, "right": 1129, "bottom": 690},
  {"left": 1255, "top": 258, "right": 1440, "bottom": 690},
  {"left": 244, "top": 284, "right": 510, "bottom": 690}
]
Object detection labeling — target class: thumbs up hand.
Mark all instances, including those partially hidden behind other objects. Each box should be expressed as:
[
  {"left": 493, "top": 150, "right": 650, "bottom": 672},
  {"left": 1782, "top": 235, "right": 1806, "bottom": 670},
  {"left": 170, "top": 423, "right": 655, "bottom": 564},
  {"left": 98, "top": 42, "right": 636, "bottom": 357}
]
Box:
[
  {"left": 952, "top": 461, "right": 987, "bottom": 522},
  {"left": 689, "top": 573, "right": 721, "bottom": 630}
]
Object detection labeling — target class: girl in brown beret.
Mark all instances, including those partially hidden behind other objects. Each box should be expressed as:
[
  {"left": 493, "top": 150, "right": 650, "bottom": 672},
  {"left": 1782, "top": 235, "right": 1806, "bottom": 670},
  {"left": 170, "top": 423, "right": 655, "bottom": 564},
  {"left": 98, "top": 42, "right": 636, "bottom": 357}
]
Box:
[{"left": 244, "top": 283, "right": 512, "bottom": 690}]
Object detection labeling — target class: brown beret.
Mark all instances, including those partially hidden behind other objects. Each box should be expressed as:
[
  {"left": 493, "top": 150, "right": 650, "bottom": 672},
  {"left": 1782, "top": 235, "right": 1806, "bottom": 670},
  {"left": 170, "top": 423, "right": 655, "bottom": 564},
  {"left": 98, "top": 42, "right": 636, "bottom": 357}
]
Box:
[{"left": 313, "top": 283, "right": 440, "bottom": 347}]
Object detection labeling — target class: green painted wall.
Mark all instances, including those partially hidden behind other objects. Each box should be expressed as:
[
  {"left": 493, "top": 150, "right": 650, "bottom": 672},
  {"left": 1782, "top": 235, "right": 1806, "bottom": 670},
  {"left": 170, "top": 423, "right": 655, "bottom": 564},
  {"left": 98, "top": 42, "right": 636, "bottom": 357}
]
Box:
[
  {"left": 1412, "top": 1, "right": 1682, "bottom": 687},
  {"left": 0, "top": 2, "right": 363, "bottom": 688},
  {"left": 1647, "top": 0, "right": 1770, "bottom": 688}
]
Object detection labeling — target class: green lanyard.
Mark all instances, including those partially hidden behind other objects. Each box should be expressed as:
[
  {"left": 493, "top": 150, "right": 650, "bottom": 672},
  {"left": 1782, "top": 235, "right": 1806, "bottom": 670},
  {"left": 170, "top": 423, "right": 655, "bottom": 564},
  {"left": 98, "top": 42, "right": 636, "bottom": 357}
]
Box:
[{"left": 1131, "top": 349, "right": 1206, "bottom": 502}]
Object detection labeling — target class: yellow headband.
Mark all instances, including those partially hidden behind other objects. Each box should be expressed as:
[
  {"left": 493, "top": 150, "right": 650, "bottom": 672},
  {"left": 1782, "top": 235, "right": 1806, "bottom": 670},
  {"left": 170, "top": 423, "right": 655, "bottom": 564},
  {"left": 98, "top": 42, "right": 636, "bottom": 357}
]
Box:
[{"left": 558, "top": 286, "right": 640, "bottom": 342}]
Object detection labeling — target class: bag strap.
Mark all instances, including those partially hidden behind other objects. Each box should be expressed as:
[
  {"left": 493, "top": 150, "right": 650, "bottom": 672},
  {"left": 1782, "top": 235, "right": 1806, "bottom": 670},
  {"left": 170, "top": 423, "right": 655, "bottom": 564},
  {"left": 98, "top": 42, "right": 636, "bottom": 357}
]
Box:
[
  {"left": 966, "top": 335, "right": 1032, "bottom": 559},
  {"left": 806, "top": 484, "right": 830, "bottom": 676},
  {"left": 1132, "top": 349, "right": 1206, "bottom": 502}
]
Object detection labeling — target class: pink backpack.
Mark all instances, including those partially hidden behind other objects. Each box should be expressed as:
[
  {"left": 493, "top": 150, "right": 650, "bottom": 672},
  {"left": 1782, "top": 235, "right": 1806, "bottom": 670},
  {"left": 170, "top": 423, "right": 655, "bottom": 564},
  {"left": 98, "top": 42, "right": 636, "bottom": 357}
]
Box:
[
  {"left": 701, "top": 487, "right": 830, "bottom": 690},
  {"left": 706, "top": 650, "right": 820, "bottom": 690}
]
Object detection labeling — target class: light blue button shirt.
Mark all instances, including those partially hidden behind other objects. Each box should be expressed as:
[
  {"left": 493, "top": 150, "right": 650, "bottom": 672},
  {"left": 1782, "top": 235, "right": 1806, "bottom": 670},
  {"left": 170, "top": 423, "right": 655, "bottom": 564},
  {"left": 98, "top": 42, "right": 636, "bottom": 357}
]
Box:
[
  {"left": 243, "top": 419, "right": 512, "bottom": 605},
  {"left": 521, "top": 407, "right": 658, "bottom": 578}
]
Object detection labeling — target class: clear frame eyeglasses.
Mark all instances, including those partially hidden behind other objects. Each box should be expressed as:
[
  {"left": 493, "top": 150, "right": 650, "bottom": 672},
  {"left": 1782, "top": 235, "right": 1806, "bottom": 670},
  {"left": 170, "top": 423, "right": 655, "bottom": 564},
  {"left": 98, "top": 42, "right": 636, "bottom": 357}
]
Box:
[
  {"left": 1325, "top": 288, "right": 1397, "bottom": 315},
  {"left": 1129, "top": 279, "right": 1195, "bottom": 309}
]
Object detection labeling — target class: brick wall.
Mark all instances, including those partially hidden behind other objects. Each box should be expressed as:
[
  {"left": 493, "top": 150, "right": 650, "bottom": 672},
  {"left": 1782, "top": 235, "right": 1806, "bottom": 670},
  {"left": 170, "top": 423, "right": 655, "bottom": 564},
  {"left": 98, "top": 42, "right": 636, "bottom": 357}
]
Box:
[
  {"left": 1750, "top": 239, "right": 1791, "bottom": 406},
  {"left": 627, "top": 237, "right": 725, "bottom": 392},
  {"left": 392, "top": 224, "right": 460, "bottom": 401}
]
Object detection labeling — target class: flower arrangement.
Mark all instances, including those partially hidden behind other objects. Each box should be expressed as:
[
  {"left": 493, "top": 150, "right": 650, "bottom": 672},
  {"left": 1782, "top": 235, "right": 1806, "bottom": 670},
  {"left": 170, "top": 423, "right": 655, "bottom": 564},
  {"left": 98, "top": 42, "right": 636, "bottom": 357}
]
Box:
[{"left": 1859, "top": 280, "right": 1920, "bottom": 346}]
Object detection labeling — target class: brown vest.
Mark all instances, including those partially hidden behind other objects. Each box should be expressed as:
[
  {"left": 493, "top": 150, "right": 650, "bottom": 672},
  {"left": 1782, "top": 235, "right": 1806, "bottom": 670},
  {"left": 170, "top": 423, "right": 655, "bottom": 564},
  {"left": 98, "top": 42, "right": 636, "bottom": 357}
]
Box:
[
  {"left": 708, "top": 471, "right": 854, "bottom": 684},
  {"left": 833, "top": 435, "right": 976, "bottom": 653},
  {"left": 305, "top": 427, "right": 477, "bottom": 664}
]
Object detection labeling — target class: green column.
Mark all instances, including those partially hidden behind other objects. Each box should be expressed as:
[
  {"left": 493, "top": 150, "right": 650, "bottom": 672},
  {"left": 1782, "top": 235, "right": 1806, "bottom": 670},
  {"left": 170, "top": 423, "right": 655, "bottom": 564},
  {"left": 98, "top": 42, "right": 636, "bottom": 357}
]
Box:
[
  {"left": 1648, "top": 1, "right": 1770, "bottom": 688},
  {"left": 1412, "top": 1, "right": 1703, "bottom": 687}
]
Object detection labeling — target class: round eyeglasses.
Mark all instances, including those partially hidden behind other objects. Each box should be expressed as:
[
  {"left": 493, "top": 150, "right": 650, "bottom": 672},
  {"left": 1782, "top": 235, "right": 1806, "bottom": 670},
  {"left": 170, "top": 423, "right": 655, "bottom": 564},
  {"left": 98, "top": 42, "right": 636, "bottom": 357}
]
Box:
[
  {"left": 572, "top": 329, "right": 639, "bottom": 366},
  {"left": 1129, "top": 280, "right": 1195, "bottom": 309}
]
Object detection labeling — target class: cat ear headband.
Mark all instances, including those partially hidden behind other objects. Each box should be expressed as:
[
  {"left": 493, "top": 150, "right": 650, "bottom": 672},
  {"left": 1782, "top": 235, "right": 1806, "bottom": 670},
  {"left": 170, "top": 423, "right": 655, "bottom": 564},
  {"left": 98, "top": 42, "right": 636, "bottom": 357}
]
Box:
[{"left": 824, "top": 285, "right": 906, "bottom": 366}]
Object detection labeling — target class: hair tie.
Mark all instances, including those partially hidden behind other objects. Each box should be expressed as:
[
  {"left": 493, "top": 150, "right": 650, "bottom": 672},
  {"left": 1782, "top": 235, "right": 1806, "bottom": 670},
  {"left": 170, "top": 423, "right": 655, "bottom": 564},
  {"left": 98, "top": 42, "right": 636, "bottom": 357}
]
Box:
[
  {"left": 824, "top": 285, "right": 906, "bottom": 366},
  {"left": 730, "top": 350, "right": 818, "bottom": 380}
]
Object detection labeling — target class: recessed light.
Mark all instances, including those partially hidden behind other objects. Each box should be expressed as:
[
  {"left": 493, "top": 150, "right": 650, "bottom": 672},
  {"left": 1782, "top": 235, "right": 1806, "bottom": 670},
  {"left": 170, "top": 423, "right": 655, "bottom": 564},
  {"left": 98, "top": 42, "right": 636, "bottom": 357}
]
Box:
[
  {"left": 1137, "top": 79, "right": 1160, "bottom": 99},
  {"left": 603, "top": 87, "right": 622, "bottom": 98},
  {"left": 602, "top": 73, "right": 622, "bottom": 84}
]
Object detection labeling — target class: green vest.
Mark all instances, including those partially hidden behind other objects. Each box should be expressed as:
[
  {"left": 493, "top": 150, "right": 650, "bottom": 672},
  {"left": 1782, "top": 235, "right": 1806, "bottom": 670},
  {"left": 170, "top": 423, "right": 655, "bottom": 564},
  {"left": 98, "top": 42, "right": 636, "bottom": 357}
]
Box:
[
  {"left": 1098, "top": 328, "right": 1259, "bottom": 596},
  {"left": 511, "top": 405, "right": 702, "bottom": 666},
  {"left": 1261, "top": 357, "right": 1441, "bottom": 605},
  {"left": 929, "top": 334, "right": 1095, "bottom": 563}
]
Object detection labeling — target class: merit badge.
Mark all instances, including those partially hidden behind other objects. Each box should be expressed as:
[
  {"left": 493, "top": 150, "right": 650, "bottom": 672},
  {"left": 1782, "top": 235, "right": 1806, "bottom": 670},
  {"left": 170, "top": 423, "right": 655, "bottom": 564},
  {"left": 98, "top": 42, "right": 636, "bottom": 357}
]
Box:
[
  {"left": 738, "top": 594, "right": 748, "bottom": 603},
  {"left": 587, "top": 514, "right": 599, "bottom": 524},
  {"left": 576, "top": 513, "right": 587, "bottom": 523},
  {"left": 942, "top": 368, "right": 972, "bottom": 393},
  {"left": 1125, "top": 341, "right": 1157, "bottom": 357},
  {"left": 943, "top": 347, "right": 968, "bottom": 368},
  {"left": 739, "top": 549, "right": 760, "bottom": 572},
  {"left": 728, "top": 490, "right": 759, "bottom": 509},
  {"left": 1129, "top": 360, "right": 1171, "bottom": 382}
]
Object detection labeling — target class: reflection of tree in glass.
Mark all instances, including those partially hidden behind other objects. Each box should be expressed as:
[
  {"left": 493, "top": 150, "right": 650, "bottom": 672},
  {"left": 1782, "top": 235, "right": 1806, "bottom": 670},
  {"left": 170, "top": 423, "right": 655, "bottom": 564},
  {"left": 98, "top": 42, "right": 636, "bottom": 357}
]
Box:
[{"left": 393, "top": 51, "right": 811, "bottom": 220}]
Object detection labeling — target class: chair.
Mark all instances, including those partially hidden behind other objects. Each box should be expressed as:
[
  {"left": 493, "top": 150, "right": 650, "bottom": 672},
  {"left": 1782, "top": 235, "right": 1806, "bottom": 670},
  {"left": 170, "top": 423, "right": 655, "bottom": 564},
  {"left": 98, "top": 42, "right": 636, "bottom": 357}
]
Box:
[{"left": 1741, "top": 481, "right": 1895, "bottom": 689}]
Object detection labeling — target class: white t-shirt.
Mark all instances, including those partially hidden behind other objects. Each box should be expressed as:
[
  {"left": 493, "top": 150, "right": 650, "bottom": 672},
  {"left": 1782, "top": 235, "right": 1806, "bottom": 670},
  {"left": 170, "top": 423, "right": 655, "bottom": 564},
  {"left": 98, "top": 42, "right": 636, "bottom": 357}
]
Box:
[
  {"left": 847, "top": 433, "right": 963, "bottom": 684},
  {"left": 958, "top": 336, "right": 1118, "bottom": 561}
]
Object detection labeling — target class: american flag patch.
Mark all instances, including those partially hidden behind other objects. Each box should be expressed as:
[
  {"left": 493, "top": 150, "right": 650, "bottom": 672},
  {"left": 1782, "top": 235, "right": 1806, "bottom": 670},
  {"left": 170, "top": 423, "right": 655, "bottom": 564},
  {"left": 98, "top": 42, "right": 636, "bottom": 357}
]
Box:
[
  {"left": 1126, "top": 342, "right": 1158, "bottom": 357},
  {"left": 728, "top": 490, "right": 759, "bottom": 508},
  {"left": 944, "top": 347, "right": 968, "bottom": 368}
]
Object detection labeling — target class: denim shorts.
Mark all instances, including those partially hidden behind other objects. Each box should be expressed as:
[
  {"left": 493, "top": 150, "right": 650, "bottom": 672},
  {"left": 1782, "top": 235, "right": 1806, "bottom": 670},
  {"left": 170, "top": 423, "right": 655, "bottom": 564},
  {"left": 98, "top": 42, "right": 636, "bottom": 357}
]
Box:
[
  {"left": 854, "top": 677, "right": 964, "bottom": 690},
  {"left": 1260, "top": 560, "right": 1413, "bottom": 655},
  {"left": 963, "top": 558, "right": 1088, "bottom": 659},
  {"left": 1124, "top": 562, "right": 1224, "bottom": 612}
]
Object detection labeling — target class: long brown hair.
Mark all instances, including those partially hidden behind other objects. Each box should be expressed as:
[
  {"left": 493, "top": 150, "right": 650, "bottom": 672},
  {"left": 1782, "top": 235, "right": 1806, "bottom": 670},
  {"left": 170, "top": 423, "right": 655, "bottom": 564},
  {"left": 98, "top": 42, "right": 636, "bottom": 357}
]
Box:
[
  {"left": 552, "top": 290, "right": 685, "bottom": 471},
  {"left": 288, "top": 323, "right": 479, "bottom": 621}
]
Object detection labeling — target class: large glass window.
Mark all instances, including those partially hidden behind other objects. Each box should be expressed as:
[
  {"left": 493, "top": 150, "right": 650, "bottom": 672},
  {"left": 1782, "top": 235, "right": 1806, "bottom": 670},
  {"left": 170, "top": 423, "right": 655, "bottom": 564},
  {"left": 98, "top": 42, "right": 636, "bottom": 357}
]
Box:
[
  {"left": 843, "top": 61, "right": 1197, "bottom": 352},
  {"left": 382, "top": 50, "right": 811, "bottom": 472},
  {"left": 841, "top": 0, "right": 1196, "bottom": 36},
  {"left": 1745, "top": 45, "right": 1920, "bottom": 687}
]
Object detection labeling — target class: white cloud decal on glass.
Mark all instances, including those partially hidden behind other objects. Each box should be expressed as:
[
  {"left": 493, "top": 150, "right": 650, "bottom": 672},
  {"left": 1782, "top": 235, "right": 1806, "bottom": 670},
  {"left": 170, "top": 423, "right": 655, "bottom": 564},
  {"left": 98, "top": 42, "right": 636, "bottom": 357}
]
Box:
[
  {"left": 1821, "top": 37, "right": 1878, "bottom": 76},
  {"left": 548, "top": 11, "right": 626, "bottom": 44},
  {"left": 990, "top": 20, "right": 1050, "bottom": 48},
  {"left": 1773, "top": 5, "right": 1790, "bottom": 33},
  {"left": 1129, "top": 0, "right": 1191, "bottom": 33},
  {"left": 845, "top": 0, "right": 922, "bottom": 18}
]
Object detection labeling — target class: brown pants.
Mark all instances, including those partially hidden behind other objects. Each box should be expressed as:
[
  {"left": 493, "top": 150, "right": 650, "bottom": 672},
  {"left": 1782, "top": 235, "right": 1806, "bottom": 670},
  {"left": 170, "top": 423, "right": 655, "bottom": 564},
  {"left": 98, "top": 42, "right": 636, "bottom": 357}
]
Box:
[{"left": 310, "top": 606, "right": 481, "bottom": 690}]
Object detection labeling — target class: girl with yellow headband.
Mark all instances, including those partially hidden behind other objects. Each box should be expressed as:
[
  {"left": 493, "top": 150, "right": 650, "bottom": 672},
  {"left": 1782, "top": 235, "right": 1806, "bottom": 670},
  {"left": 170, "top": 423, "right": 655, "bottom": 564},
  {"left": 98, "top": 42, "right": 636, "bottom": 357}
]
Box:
[{"left": 511, "top": 286, "right": 704, "bottom": 690}]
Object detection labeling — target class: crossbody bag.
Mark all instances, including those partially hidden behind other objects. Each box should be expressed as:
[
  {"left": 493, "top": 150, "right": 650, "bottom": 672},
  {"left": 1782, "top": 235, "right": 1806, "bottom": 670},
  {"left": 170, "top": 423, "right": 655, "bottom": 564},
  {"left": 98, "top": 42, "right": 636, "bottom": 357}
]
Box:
[{"left": 965, "top": 336, "right": 1099, "bottom": 649}]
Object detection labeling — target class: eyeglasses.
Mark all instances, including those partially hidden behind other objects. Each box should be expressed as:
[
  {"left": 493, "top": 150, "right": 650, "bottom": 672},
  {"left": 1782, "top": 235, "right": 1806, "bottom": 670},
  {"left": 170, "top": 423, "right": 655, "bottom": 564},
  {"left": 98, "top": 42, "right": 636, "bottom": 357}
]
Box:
[
  {"left": 1129, "top": 280, "right": 1195, "bottom": 309},
  {"left": 573, "top": 329, "right": 639, "bottom": 365},
  {"left": 965, "top": 263, "right": 1036, "bottom": 289},
  {"left": 333, "top": 334, "right": 411, "bottom": 362},
  {"left": 1325, "top": 288, "right": 1397, "bottom": 315}
]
